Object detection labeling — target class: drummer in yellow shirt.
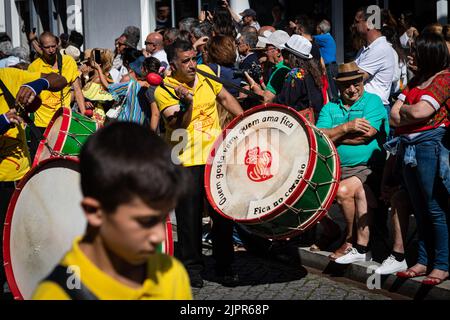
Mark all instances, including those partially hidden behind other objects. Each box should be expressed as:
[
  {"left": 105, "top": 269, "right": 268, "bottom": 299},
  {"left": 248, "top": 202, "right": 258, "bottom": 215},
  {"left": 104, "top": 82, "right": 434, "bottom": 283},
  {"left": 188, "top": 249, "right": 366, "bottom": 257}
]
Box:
[
  {"left": 154, "top": 39, "right": 243, "bottom": 288},
  {"left": 1, "top": 68, "right": 67, "bottom": 294},
  {"left": 32, "top": 122, "right": 192, "bottom": 300},
  {"left": 28, "top": 32, "right": 88, "bottom": 157}
]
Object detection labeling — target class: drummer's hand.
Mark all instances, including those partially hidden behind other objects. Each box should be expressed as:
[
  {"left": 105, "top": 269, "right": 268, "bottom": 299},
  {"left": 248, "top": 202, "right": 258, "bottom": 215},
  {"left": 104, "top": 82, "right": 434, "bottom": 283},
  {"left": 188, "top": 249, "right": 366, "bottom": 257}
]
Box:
[
  {"left": 15, "top": 85, "right": 37, "bottom": 107},
  {"left": 244, "top": 71, "right": 260, "bottom": 92},
  {"left": 4, "top": 109, "right": 23, "bottom": 126},
  {"left": 174, "top": 85, "right": 193, "bottom": 104},
  {"left": 85, "top": 101, "right": 94, "bottom": 110},
  {"left": 344, "top": 118, "right": 371, "bottom": 134}
]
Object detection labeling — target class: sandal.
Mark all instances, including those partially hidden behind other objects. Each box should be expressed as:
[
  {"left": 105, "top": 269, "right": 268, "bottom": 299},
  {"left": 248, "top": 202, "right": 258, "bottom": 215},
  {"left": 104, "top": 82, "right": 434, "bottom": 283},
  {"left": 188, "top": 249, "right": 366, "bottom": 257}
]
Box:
[
  {"left": 329, "top": 242, "right": 352, "bottom": 261},
  {"left": 422, "top": 275, "right": 449, "bottom": 286},
  {"left": 396, "top": 269, "right": 427, "bottom": 279}
]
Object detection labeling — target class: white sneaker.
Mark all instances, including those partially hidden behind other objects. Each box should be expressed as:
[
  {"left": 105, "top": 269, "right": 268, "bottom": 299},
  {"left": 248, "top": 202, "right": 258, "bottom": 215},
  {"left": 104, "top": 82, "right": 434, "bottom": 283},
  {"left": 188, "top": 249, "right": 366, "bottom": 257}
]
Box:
[
  {"left": 334, "top": 248, "right": 372, "bottom": 264},
  {"left": 374, "top": 255, "right": 407, "bottom": 275}
]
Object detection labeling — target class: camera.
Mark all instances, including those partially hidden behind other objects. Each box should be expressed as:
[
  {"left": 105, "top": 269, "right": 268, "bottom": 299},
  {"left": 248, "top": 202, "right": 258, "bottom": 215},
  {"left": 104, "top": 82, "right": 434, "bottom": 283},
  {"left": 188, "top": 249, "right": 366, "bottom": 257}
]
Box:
[{"left": 233, "top": 62, "right": 263, "bottom": 84}]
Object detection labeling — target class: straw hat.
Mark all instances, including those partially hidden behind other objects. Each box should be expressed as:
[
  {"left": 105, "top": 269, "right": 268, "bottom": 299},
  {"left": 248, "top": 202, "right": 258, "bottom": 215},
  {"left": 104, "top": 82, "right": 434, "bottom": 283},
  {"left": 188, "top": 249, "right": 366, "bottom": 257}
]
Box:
[{"left": 334, "top": 61, "right": 365, "bottom": 82}]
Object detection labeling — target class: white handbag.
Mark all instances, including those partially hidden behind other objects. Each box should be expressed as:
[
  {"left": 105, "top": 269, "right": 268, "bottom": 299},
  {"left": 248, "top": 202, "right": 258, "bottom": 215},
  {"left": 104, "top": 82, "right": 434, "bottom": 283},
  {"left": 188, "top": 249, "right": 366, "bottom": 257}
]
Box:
[{"left": 106, "top": 81, "right": 132, "bottom": 120}]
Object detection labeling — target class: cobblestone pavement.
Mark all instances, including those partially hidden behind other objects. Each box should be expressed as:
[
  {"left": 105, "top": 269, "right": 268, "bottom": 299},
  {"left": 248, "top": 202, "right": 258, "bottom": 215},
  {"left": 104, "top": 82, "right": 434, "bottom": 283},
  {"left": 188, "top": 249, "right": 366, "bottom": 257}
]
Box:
[{"left": 192, "top": 245, "right": 405, "bottom": 301}]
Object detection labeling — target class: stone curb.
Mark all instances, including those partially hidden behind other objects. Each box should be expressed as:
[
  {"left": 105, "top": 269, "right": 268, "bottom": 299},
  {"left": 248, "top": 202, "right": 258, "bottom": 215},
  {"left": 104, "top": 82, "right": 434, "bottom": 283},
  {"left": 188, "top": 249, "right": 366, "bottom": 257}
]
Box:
[{"left": 298, "top": 247, "right": 450, "bottom": 300}]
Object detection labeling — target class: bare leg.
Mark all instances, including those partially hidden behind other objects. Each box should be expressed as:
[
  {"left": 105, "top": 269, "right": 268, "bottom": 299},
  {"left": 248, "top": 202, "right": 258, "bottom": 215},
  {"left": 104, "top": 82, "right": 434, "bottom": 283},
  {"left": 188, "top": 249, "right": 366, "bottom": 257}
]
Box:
[
  {"left": 354, "top": 182, "right": 372, "bottom": 247},
  {"left": 336, "top": 176, "right": 360, "bottom": 243},
  {"left": 390, "top": 189, "right": 412, "bottom": 254}
]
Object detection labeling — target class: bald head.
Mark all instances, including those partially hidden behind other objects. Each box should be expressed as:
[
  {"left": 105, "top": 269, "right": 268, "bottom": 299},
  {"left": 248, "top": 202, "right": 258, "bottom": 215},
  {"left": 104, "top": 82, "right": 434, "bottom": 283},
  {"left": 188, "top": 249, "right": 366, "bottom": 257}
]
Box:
[
  {"left": 146, "top": 32, "right": 164, "bottom": 54},
  {"left": 258, "top": 26, "right": 276, "bottom": 36}
]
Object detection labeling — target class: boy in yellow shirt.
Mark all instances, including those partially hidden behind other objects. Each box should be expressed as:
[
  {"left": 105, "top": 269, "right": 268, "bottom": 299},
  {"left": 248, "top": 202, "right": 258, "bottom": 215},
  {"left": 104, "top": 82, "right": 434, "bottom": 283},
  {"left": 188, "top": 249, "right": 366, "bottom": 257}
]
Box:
[{"left": 32, "top": 122, "right": 192, "bottom": 300}]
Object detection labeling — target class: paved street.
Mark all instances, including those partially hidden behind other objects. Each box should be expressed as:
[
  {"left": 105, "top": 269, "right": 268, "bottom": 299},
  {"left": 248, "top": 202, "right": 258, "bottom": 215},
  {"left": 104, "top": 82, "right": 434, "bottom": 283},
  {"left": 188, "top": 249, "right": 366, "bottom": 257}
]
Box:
[{"left": 192, "top": 244, "right": 407, "bottom": 301}]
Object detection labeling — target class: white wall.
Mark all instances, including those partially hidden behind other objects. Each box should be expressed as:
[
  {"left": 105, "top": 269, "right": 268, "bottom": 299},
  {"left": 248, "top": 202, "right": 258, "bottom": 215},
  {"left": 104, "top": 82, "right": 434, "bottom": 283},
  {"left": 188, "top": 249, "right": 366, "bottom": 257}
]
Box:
[
  {"left": 83, "top": 0, "right": 142, "bottom": 50},
  {"left": 0, "top": 0, "right": 6, "bottom": 32}
]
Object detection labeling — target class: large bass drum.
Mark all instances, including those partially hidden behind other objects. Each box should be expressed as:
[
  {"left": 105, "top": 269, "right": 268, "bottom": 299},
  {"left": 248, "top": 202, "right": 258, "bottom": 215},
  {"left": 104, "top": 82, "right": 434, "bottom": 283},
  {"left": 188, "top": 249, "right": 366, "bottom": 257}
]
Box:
[
  {"left": 3, "top": 157, "right": 173, "bottom": 300},
  {"left": 205, "top": 104, "right": 340, "bottom": 240}
]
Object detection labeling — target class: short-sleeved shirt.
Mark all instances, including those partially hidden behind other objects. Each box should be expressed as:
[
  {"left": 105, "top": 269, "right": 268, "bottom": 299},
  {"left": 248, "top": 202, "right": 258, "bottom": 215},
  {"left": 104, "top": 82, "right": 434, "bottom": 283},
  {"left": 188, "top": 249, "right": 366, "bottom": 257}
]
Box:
[
  {"left": 0, "top": 68, "right": 41, "bottom": 181},
  {"left": 266, "top": 61, "right": 290, "bottom": 95},
  {"left": 355, "top": 36, "right": 395, "bottom": 105},
  {"left": 28, "top": 54, "right": 79, "bottom": 128},
  {"left": 395, "top": 69, "right": 450, "bottom": 135},
  {"left": 313, "top": 33, "right": 337, "bottom": 65},
  {"left": 316, "top": 91, "right": 389, "bottom": 167},
  {"left": 32, "top": 238, "right": 193, "bottom": 300},
  {"left": 154, "top": 64, "right": 223, "bottom": 167}
]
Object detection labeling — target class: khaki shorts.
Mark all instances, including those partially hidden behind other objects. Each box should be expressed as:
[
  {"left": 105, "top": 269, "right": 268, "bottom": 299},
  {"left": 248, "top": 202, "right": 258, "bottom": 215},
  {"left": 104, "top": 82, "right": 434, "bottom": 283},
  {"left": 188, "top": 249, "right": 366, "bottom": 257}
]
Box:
[{"left": 340, "top": 165, "right": 372, "bottom": 184}]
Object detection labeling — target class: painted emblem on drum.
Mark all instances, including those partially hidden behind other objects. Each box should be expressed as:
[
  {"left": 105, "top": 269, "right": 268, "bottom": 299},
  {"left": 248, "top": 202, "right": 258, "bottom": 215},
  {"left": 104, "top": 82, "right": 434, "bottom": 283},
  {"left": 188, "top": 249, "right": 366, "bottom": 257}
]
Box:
[{"left": 245, "top": 147, "right": 274, "bottom": 182}]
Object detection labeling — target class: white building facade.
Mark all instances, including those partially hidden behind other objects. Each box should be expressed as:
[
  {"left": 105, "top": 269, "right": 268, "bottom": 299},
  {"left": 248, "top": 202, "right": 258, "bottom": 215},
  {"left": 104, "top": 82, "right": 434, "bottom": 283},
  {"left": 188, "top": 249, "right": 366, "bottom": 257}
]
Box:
[{"left": 1, "top": 0, "right": 448, "bottom": 61}]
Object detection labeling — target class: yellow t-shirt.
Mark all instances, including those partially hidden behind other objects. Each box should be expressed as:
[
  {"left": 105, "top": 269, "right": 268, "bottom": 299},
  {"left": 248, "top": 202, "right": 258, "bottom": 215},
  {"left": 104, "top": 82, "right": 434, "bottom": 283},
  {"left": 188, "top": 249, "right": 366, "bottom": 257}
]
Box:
[
  {"left": 0, "top": 68, "right": 41, "bottom": 181},
  {"left": 28, "top": 55, "right": 79, "bottom": 128},
  {"left": 32, "top": 238, "right": 193, "bottom": 300},
  {"left": 155, "top": 64, "right": 223, "bottom": 166}
]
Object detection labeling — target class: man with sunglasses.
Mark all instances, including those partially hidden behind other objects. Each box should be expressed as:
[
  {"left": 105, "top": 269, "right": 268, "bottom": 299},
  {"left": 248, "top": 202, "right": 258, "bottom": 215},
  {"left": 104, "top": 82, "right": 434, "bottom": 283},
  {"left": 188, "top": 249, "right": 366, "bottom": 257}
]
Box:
[
  {"left": 144, "top": 32, "right": 168, "bottom": 67},
  {"left": 154, "top": 40, "right": 243, "bottom": 288}
]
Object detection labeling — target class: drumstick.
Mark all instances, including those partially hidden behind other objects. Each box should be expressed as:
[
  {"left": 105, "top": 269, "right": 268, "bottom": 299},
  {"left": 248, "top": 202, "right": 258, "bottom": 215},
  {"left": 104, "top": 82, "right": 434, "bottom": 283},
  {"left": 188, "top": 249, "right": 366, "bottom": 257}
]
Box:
[{"left": 146, "top": 73, "right": 193, "bottom": 94}]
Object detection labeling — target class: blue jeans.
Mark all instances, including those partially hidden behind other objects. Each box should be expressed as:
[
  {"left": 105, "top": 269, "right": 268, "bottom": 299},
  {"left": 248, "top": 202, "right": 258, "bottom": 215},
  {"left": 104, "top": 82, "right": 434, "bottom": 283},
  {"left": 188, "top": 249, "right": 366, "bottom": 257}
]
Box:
[{"left": 400, "top": 130, "right": 449, "bottom": 271}]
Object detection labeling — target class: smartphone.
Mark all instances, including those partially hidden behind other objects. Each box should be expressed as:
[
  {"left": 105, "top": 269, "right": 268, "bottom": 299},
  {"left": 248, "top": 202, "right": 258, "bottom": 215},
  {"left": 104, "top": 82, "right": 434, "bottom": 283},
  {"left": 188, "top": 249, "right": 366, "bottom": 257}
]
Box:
[
  {"left": 202, "top": 3, "right": 208, "bottom": 12},
  {"left": 94, "top": 49, "right": 101, "bottom": 64}
]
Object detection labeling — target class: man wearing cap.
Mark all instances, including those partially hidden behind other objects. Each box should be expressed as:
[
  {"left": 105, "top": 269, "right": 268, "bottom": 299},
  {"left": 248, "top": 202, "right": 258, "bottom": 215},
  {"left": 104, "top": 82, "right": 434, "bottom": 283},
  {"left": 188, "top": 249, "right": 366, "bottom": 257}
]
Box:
[
  {"left": 316, "top": 61, "right": 389, "bottom": 264},
  {"left": 223, "top": 1, "right": 260, "bottom": 32},
  {"left": 246, "top": 30, "right": 290, "bottom": 103}
]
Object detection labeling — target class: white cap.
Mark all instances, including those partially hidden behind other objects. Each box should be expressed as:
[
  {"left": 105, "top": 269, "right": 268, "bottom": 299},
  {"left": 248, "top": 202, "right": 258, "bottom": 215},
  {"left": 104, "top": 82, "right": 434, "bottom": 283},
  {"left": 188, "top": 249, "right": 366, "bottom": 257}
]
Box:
[{"left": 257, "top": 30, "right": 290, "bottom": 49}]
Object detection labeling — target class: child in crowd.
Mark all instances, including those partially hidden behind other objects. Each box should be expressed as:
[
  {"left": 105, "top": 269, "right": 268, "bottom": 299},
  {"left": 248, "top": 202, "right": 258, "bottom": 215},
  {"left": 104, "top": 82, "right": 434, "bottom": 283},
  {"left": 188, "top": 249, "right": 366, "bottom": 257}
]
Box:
[{"left": 32, "top": 122, "right": 192, "bottom": 299}]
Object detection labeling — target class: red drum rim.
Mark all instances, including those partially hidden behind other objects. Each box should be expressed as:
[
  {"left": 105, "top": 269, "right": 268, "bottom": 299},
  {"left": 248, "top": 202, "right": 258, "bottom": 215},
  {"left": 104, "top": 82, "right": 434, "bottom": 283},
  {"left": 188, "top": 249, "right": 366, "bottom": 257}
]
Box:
[
  {"left": 164, "top": 215, "right": 174, "bottom": 255},
  {"left": 204, "top": 103, "right": 319, "bottom": 224},
  {"left": 32, "top": 107, "right": 72, "bottom": 168},
  {"left": 3, "top": 157, "right": 80, "bottom": 300}
]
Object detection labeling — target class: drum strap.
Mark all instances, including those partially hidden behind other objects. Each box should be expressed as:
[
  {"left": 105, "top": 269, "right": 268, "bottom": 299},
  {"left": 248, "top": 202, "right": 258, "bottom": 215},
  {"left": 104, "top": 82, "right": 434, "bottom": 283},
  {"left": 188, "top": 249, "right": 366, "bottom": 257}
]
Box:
[
  {"left": 44, "top": 265, "right": 99, "bottom": 300},
  {"left": 0, "top": 79, "right": 45, "bottom": 142},
  {"left": 56, "top": 52, "right": 64, "bottom": 109}
]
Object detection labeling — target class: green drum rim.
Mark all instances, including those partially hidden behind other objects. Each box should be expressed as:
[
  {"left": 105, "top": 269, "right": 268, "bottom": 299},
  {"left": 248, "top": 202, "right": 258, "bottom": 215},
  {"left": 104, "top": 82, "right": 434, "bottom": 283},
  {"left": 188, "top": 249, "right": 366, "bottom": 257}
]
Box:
[
  {"left": 60, "top": 110, "right": 98, "bottom": 156},
  {"left": 244, "top": 125, "right": 340, "bottom": 239}
]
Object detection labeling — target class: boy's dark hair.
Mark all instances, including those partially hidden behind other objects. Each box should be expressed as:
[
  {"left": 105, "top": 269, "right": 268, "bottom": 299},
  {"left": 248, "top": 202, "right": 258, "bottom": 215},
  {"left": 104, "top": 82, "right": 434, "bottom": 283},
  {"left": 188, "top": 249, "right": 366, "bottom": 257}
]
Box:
[
  {"left": 80, "top": 122, "right": 186, "bottom": 213},
  {"left": 166, "top": 39, "right": 193, "bottom": 63},
  {"left": 143, "top": 56, "right": 161, "bottom": 74}
]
